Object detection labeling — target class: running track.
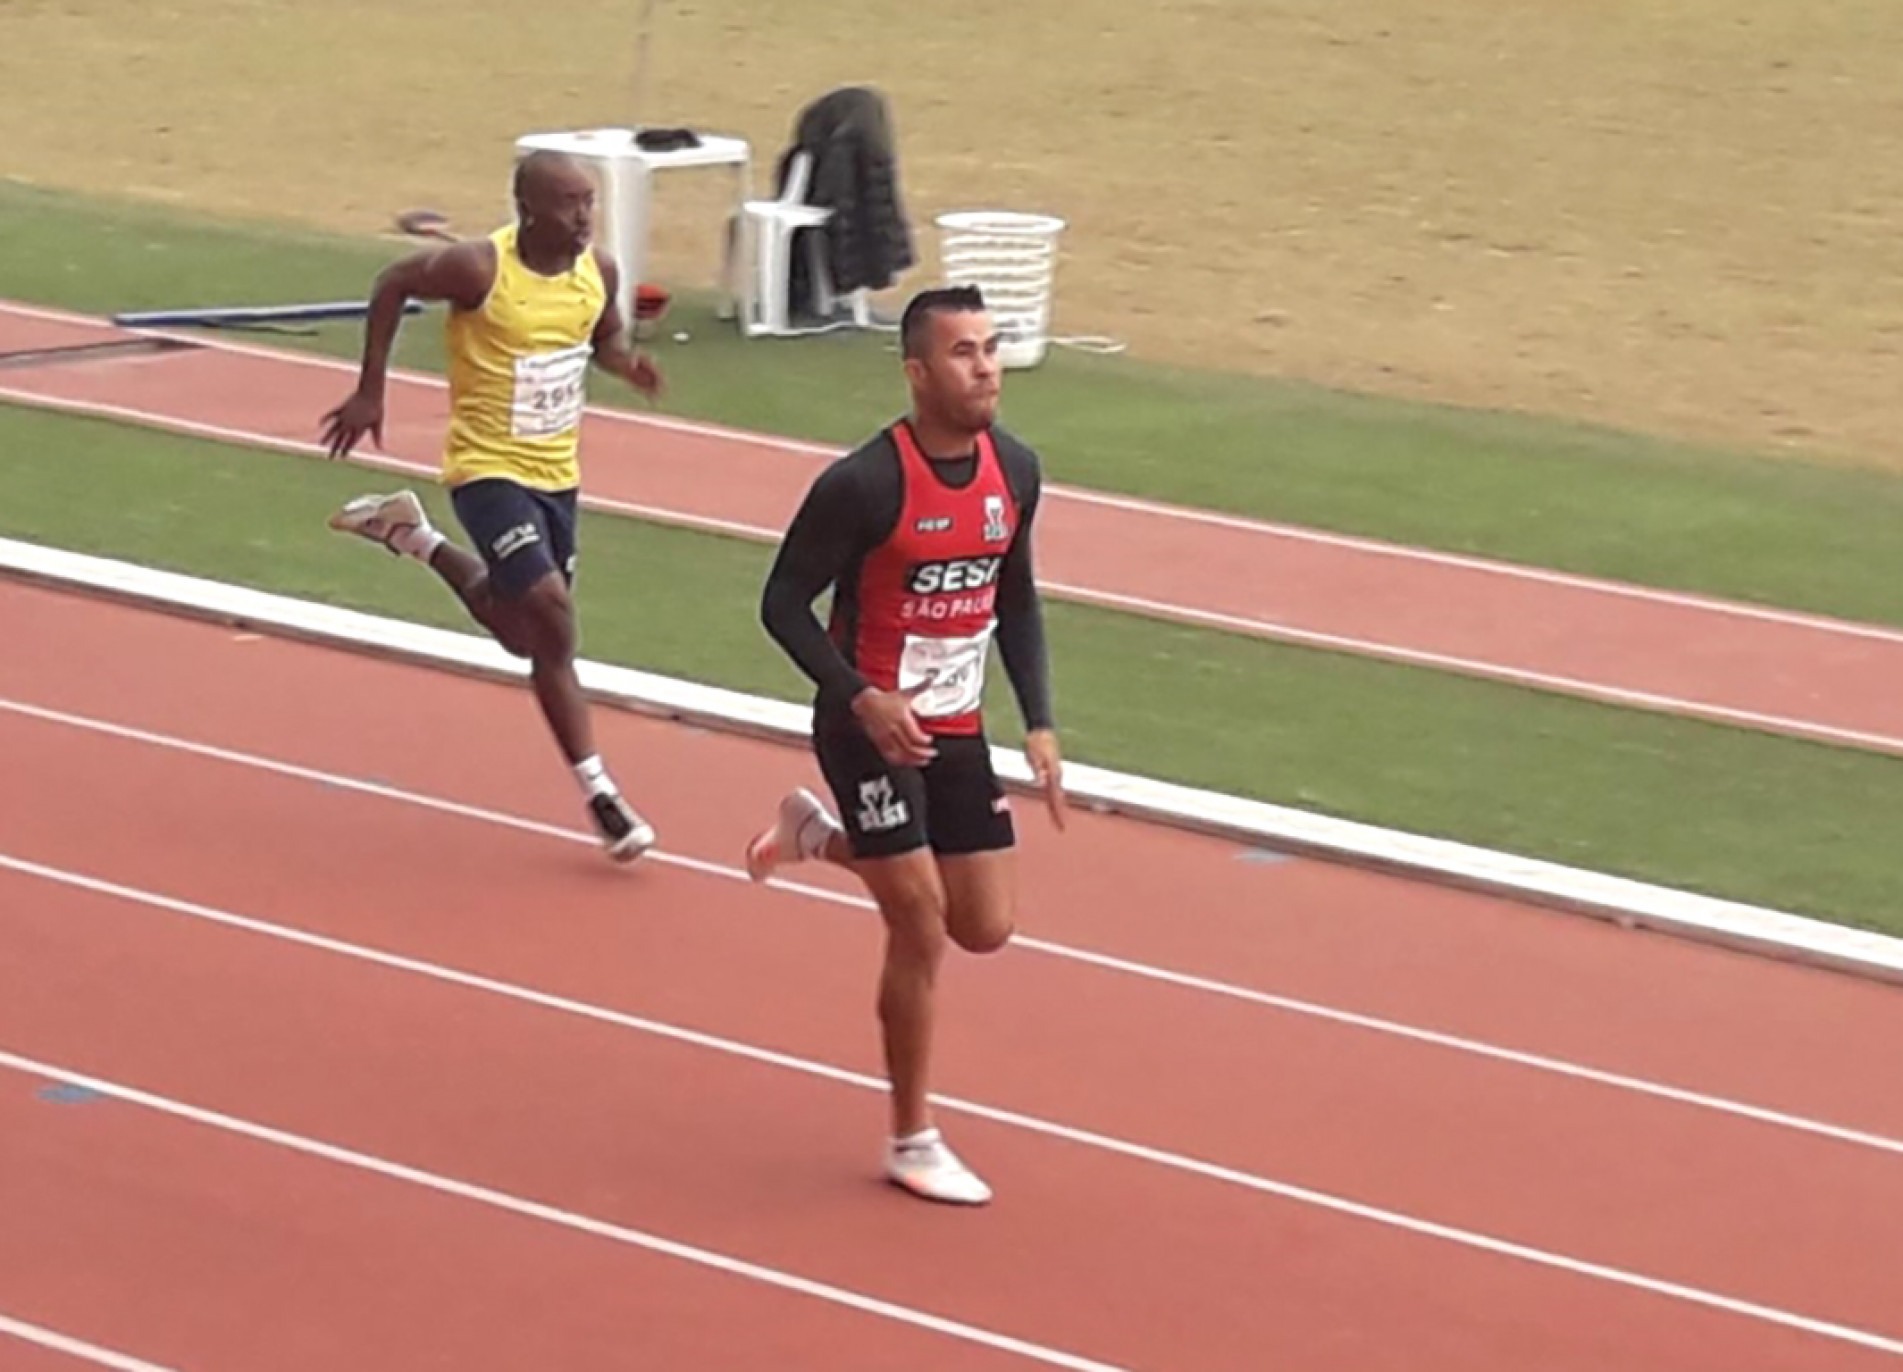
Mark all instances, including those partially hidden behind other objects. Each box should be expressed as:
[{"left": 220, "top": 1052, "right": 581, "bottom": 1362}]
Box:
[
  {"left": 4, "top": 300, "right": 1903, "bottom": 759},
  {"left": 3, "top": 577, "right": 1903, "bottom": 1369}
]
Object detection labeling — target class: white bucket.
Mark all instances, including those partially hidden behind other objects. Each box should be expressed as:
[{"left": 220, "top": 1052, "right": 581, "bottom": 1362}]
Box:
[{"left": 934, "top": 210, "right": 1067, "bottom": 369}]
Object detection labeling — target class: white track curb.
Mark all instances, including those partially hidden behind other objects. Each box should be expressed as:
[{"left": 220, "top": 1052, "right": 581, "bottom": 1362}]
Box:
[{"left": 3, "top": 534, "right": 1898, "bottom": 988}]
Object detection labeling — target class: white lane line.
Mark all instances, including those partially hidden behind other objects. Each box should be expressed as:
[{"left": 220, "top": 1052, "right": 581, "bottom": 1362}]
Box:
[
  {"left": 4, "top": 859, "right": 1901, "bottom": 1359},
  {"left": 5, "top": 296, "right": 1900, "bottom": 645},
  {"left": 0, "top": 1312, "right": 182, "bottom": 1372},
  {"left": 1042, "top": 578, "right": 1903, "bottom": 757},
  {"left": 7, "top": 375, "right": 1897, "bottom": 756},
  {"left": 0, "top": 1049, "right": 1132, "bottom": 1372},
  {"left": 4, "top": 693, "right": 1901, "bottom": 1162}
]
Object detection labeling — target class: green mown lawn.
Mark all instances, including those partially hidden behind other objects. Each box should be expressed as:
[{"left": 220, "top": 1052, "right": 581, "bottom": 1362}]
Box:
[
  {"left": 6, "top": 180, "right": 1903, "bottom": 628},
  {"left": 5, "top": 401, "right": 1898, "bottom": 936}
]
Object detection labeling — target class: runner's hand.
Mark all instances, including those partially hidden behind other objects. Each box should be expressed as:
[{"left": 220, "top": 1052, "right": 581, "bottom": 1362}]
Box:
[
  {"left": 623, "top": 350, "right": 665, "bottom": 401},
  {"left": 1024, "top": 728, "right": 1067, "bottom": 832},
  {"left": 604, "top": 348, "right": 664, "bottom": 402},
  {"left": 852, "top": 685, "right": 937, "bottom": 767},
  {"left": 321, "top": 391, "right": 384, "bottom": 459}
]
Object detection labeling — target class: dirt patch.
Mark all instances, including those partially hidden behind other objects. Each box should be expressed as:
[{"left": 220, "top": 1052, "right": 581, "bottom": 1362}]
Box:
[{"left": 4, "top": 0, "right": 1899, "bottom": 469}]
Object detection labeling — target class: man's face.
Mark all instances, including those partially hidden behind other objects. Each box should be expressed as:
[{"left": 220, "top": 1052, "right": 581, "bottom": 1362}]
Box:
[
  {"left": 908, "top": 308, "right": 1002, "bottom": 429},
  {"left": 524, "top": 161, "right": 597, "bottom": 254}
]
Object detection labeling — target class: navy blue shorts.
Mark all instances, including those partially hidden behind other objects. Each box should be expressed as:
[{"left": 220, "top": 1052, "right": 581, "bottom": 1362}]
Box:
[{"left": 448, "top": 479, "right": 580, "bottom": 599}]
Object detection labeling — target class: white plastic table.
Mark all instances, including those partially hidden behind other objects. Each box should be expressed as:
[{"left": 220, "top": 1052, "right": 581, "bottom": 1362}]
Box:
[{"left": 512, "top": 127, "right": 753, "bottom": 334}]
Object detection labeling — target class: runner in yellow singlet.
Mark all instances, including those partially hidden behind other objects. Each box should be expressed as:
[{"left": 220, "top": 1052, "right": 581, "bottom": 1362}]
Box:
[{"left": 319, "top": 151, "right": 664, "bottom": 862}]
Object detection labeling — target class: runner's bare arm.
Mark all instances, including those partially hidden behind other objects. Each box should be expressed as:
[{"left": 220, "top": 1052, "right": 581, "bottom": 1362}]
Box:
[
  {"left": 589, "top": 252, "right": 663, "bottom": 400},
  {"left": 356, "top": 243, "right": 492, "bottom": 398},
  {"left": 322, "top": 241, "right": 493, "bottom": 458}
]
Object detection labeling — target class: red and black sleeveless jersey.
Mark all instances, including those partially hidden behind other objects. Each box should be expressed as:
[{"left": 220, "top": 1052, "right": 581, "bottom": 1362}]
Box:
[
  {"left": 759, "top": 418, "right": 1054, "bottom": 738},
  {"left": 825, "top": 422, "right": 1020, "bottom": 734}
]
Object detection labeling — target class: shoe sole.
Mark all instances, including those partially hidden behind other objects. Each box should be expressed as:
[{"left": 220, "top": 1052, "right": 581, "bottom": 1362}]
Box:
[
  {"left": 885, "top": 1172, "right": 992, "bottom": 1206},
  {"left": 607, "top": 831, "right": 656, "bottom": 863},
  {"left": 328, "top": 495, "right": 421, "bottom": 539}
]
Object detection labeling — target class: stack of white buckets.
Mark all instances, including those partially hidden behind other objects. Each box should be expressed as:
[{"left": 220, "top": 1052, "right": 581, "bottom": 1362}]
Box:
[{"left": 934, "top": 210, "right": 1067, "bottom": 369}]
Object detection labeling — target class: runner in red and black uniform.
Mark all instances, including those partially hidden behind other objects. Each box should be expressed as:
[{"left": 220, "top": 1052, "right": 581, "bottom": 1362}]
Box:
[{"left": 744, "top": 286, "right": 1066, "bottom": 1207}]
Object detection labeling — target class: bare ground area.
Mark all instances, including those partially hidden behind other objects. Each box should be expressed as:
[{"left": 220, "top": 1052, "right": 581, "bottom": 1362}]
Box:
[{"left": 4, "top": 0, "right": 1900, "bottom": 469}]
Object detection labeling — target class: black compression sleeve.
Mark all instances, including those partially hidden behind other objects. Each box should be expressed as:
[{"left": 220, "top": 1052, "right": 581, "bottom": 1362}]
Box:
[
  {"left": 993, "top": 467, "right": 1055, "bottom": 731},
  {"left": 759, "top": 462, "right": 874, "bottom": 709}
]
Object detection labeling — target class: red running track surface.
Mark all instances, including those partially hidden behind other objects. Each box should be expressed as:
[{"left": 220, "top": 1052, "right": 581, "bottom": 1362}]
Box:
[
  {"left": 2, "top": 581, "right": 1903, "bottom": 1369},
  {"left": 4, "top": 299, "right": 1903, "bottom": 757}
]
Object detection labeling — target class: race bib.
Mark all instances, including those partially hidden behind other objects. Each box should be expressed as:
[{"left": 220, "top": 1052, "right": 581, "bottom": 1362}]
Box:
[
  {"left": 898, "top": 626, "right": 993, "bottom": 719},
  {"left": 510, "top": 344, "right": 591, "bottom": 438}
]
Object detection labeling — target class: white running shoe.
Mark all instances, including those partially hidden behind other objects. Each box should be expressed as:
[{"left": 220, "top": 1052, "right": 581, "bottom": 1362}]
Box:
[
  {"left": 744, "top": 786, "right": 841, "bottom": 882},
  {"left": 589, "top": 791, "right": 657, "bottom": 863},
  {"left": 328, "top": 490, "right": 427, "bottom": 554},
  {"left": 885, "top": 1128, "right": 992, "bottom": 1206}
]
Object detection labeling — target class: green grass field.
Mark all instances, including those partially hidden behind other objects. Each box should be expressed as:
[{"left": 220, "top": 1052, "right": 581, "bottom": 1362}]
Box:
[
  {"left": 5, "top": 401, "right": 1899, "bottom": 936},
  {"left": 9, "top": 182, "right": 1903, "bottom": 628}
]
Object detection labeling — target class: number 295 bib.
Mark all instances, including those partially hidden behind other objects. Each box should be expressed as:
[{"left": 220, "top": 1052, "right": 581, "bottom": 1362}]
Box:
[{"left": 510, "top": 344, "right": 591, "bottom": 438}]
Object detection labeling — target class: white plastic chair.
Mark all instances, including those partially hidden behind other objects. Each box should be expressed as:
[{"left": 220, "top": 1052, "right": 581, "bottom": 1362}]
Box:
[{"left": 736, "top": 151, "right": 870, "bottom": 337}]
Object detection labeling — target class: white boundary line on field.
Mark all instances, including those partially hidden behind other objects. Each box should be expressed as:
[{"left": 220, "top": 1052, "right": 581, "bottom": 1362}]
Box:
[
  {"left": 0, "top": 534, "right": 1899, "bottom": 989},
  {"left": 6, "top": 692, "right": 1902, "bottom": 1161},
  {"left": 4, "top": 379, "right": 1901, "bottom": 760},
  {"left": 0, "top": 1045, "right": 1130, "bottom": 1372},
  {"left": 0, "top": 383, "right": 777, "bottom": 543},
  {"left": 5, "top": 296, "right": 1902, "bottom": 648},
  {"left": 5, "top": 865, "right": 1903, "bottom": 1360},
  {"left": 0, "top": 1313, "right": 181, "bottom": 1372}
]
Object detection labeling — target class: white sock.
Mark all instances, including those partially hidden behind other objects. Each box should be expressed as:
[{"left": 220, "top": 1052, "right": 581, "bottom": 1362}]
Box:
[
  {"left": 892, "top": 1126, "right": 941, "bottom": 1151},
  {"left": 390, "top": 521, "right": 445, "bottom": 563},
  {"left": 572, "top": 754, "right": 619, "bottom": 799}
]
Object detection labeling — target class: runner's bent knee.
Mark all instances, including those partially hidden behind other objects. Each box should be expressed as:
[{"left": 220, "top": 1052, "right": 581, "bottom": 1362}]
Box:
[
  {"left": 937, "top": 844, "right": 1018, "bottom": 955},
  {"left": 945, "top": 876, "right": 1014, "bottom": 953},
  {"left": 520, "top": 575, "right": 578, "bottom": 662},
  {"left": 947, "top": 898, "right": 1014, "bottom": 955},
  {"left": 862, "top": 857, "right": 949, "bottom": 961},
  {"left": 477, "top": 598, "right": 538, "bottom": 658}
]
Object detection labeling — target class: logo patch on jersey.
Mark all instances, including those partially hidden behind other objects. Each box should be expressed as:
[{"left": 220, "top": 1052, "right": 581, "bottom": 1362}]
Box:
[
  {"left": 982, "top": 494, "right": 1009, "bottom": 543},
  {"left": 914, "top": 515, "right": 954, "bottom": 534},
  {"left": 906, "top": 556, "right": 1003, "bottom": 595}
]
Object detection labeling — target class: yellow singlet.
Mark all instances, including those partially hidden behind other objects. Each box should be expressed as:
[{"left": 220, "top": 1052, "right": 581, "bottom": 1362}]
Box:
[{"left": 440, "top": 224, "right": 607, "bottom": 492}]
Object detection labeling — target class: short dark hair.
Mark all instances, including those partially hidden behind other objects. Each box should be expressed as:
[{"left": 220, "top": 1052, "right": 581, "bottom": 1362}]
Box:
[
  {"left": 513, "top": 148, "right": 575, "bottom": 204},
  {"left": 900, "top": 285, "right": 987, "bottom": 359}
]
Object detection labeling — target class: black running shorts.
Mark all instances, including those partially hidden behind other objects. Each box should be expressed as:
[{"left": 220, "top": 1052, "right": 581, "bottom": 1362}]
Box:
[{"left": 812, "top": 714, "right": 1016, "bottom": 860}]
